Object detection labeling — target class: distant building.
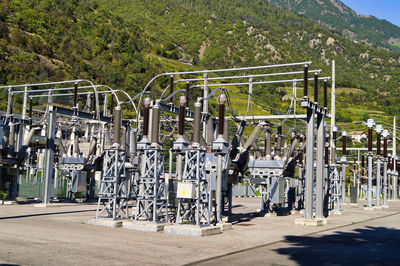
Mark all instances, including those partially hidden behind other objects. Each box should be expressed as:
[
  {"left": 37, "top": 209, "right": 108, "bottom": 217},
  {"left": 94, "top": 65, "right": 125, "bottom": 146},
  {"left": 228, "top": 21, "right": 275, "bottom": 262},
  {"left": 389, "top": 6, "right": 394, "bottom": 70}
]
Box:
[{"left": 348, "top": 131, "right": 367, "bottom": 143}]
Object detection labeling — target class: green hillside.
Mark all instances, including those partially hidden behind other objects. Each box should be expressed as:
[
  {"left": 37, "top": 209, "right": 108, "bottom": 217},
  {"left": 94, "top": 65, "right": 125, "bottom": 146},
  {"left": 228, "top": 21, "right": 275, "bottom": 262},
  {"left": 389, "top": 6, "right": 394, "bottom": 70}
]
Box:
[
  {"left": 0, "top": 0, "right": 399, "bottom": 129},
  {"left": 97, "top": 0, "right": 400, "bottom": 119},
  {"left": 268, "top": 0, "right": 400, "bottom": 53}
]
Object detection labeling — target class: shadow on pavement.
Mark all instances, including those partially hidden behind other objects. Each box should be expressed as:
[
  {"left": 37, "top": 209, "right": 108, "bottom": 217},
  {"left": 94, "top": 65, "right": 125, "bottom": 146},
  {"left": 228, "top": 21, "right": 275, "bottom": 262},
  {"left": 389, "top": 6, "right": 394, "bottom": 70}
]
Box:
[
  {"left": 0, "top": 209, "right": 96, "bottom": 220},
  {"left": 274, "top": 226, "right": 400, "bottom": 265}
]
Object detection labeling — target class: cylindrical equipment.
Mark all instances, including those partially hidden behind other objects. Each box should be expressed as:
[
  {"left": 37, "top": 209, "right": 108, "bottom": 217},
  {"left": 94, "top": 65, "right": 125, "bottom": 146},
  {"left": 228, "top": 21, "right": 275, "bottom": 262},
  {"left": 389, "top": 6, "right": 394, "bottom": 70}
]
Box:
[
  {"left": 342, "top": 131, "right": 347, "bottom": 156},
  {"left": 376, "top": 125, "right": 383, "bottom": 156},
  {"left": 151, "top": 102, "right": 160, "bottom": 144},
  {"left": 73, "top": 82, "right": 78, "bottom": 109},
  {"left": 264, "top": 130, "right": 272, "bottom": 159},
  {"left": 169, "top": 75, "right": 174, "bottom": 103},
  {"left": 314, "top": 72, "right": 318, "bottom": 103},
  {"left": 113, "top": 106, "right": 121, "bottom": 145},
  {"left": 304, "top": 64, "right": 308, "bottom": 97},
  {"left": 178, "top": 96, "right": 186, "bottom": 136},
  {"left": 186, "top": 82, "right": 190, "bottom": 107},
  {"left": 143, "top": 97, "right": 151, "bottom": 138},
  {"left": 383, "top": 130, "right": 388, "bottom": 158},
  {"left": 193, "top": 101, "right": 201, "bottom": 145},
  {"left": 323, "top": 80, "right": 328, "bottom": 108},
  {"left": 218, "top": 94, "right": 226, "bottom": 136}
]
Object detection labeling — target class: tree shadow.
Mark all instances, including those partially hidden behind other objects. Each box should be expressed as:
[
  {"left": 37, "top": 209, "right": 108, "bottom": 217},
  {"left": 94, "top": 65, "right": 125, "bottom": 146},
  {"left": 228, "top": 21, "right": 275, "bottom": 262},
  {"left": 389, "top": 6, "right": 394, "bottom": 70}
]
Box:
[{"left": 274, "top": 226, "right": 400, "bottom": 265}]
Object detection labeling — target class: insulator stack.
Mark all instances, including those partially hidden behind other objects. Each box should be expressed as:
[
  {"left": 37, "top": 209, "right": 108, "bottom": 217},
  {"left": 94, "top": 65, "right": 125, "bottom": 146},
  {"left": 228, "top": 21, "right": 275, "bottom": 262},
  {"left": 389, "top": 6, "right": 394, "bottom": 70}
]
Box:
[
  {"left": 178, "top": 96, "right": 186, "bottom": 136},
  {"left": 142, "top": 98, "right": 151, "bottom": 138},
  {"left": 303, "top": 65, "right": 308, "bottom": 97},
  {"left": 342, "top": 131, "right": 347, "bottom": 156},
  {"left": 169, "top": 75, "right": 174, "bottom": 103},
  {"left": 186, "top": 82, "right": 190, "bottom": 107},
  {"left": 110, "top": 95, "right": 114, "bottom": 116},
  {"left": 383, "top": 130, "right": 388, "bottom": 158},
  {"left": 193, "top": 101, "right": 201, "bottom": 145},
  {"left": 73, "top": 82, "right": 78, "bottom": 109},
  {"left": 218, "top": 94, "right": 226, "bottom": 136},
  {"left": 314, "top": 73, "right": 318, "bottom": 103},
  {"left": 368, "top": 128, "right": 373, "bottom": 152},
  {"left": 151, "top": 102, "right": 160, "bottom": 144},
  {"left": 113, "top": 106, "right": 121, "bottom": 145},
  {"left": 323, "top": 80, "right": 328, "bottom": 108}
]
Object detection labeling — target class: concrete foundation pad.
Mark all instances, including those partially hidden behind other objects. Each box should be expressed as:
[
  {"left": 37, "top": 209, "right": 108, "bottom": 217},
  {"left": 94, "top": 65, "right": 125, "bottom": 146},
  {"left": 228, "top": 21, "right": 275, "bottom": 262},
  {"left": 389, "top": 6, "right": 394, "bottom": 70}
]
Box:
[
  {"left": 299, "top": 209, "right": 305, "bottom": 214},
  {"left": 382, "top": 205, "right": 390, "bottom": 208},
  {"left": 264, "top": 212, "right": 277, "bottom": 218},
  {"left": 329, "top": 210, "right": 343, "bottom": 215},
  {"left": 2, "top": 200, "right": 16, "bottom": 205},
  {"left": 122, "top": 221, "right": 168, "bottom": 232},
  {"left": 217, "top": 222, "right": 232, "bottom": 231},
  {"left": 364, "top": 206, "right": 375, "bottom": 211},
  {"left": 85, "top": 218, "right": 124, "bottom": 228},
  {"left": 374, "top": 206, "right": 383, "bottom": 210},
  {"left": 294, "top": 218, "right": 324, "bottom": 226},
  {"left": 33, "top": 203, "right": 64, "bottom": 208},
  {"left": 349, "top": 203, "right": 359, "bottom": 207},
  {"left": 290, "top": 210, "right": 299, "bottom": 215},
  {"left": 164, "top": 224, "right": 221, "bottom": 237}
]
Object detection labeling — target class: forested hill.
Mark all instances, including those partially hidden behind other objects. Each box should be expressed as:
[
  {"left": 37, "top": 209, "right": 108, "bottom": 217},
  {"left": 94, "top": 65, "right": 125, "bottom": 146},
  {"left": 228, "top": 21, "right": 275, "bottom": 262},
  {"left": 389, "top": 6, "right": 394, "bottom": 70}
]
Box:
[
  {"left": 0, "top": 0, "right": 162, "bottom": 92},
  {"left": 268, "top": 0, "right": 400, "bottom": 52},
  {"left": 98, "top": 0, "right": 400, "bottom": 116},
  {"left": 1, "top": 0, "right": 400, "bottom": 121}
]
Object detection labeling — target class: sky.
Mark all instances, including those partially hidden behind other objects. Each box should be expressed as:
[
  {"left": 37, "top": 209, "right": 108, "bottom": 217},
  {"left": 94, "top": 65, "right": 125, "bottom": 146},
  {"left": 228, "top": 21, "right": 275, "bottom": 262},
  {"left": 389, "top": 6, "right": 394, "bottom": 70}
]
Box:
[{"left": 341, "top": 0, "right": 400, "bottom": 27}]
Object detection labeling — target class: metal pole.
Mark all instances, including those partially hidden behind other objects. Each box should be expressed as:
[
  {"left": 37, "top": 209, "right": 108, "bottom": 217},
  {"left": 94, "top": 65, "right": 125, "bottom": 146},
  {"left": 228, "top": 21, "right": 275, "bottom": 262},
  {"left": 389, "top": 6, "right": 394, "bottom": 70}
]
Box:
[
  {"left": 305, "top": 107, "right": 315, "bottom": 220},
  {"left": 202, "top": 72, "right": 208, "bottom": 140},
  {"left": 216, "top": 154, "right": 222, "bottom": 222},
  {"left": 375, "top": 125, "right": 383, "bottom": 207},
  {"left": 330, "top": 60, "right": 336, "bottom": 164},
  {"left": 315, "top": 112, "right": 325, "bottom": 219},
  {"left": 43, "top": 106, "right": 56, "bottom": 204},
  {"left": 393, "top": 117, "right": 397, "bottom": 200},
  {"left": 383, "top": 129, "right": 389, "bottom": 206},
  {"left": 366, "top": 119, "right": 375, "bottom": 208}
]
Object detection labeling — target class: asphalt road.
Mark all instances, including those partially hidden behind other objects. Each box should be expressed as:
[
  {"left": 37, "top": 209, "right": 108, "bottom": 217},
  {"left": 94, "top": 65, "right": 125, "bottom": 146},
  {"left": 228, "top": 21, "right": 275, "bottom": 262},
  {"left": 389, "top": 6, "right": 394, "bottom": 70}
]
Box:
[{"left": 1, "top": 198, "right": 399, "bottom": 265}]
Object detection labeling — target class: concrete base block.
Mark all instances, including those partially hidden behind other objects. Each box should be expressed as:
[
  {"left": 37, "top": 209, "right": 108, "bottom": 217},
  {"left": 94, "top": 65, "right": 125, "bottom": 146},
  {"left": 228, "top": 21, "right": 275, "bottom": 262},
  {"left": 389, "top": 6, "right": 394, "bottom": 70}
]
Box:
[
  {"left": 374, "top": 206, "right": 383, "bottom": 210},
  {"left": 330, "top": 210, "right": 343, "bottom": 215},
  {"left": 2, "top": 200, "right": 16, "bottom": 205},
  {"left": 350, "top": 203, "right": 359, "bottom": 207},
  {"left": 164, "top": 224, "right": 221, "bottom": 237},
  {"left": 122, "top": 221, "right": 168, "bottom": 232},
  {"left": 363, "top": 206, "right": 375, "bottom": 211},
  {"left": 217, "top": 222, "right": 232, "bottom": 231},
  {"left": 290, "top": 210, "right": 299, "bottom": 215},
  {"left": 299, "top": 209, "right": 305, "bottom": 214},
  {"left": 295, "top": 218, "right": 324, "bottom": 226},
  {"left": 86, "top": 218, "right": 124, "bottom": 228},
  {"left": 382, "top": 205, "right": 390, "bottom": 208},
  {"left": 264, "top": 212, "right": 277, "bottom": 218},
  {"left": 33, "top": 203, "right": 62, "bottom": 208}
]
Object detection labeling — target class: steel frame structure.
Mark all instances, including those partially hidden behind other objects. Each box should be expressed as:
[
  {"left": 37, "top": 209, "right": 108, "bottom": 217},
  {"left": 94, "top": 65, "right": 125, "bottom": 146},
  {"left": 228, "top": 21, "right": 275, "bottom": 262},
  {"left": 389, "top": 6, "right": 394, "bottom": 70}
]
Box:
[
  {"left": 176, "top": 148, "right": 211, "bottom": 226},
  {"left": 134, "top": 147, "right": 168, "bottom": 223},
  {"left": 96, "top": 148, "right": 130, "bottom": 220}
]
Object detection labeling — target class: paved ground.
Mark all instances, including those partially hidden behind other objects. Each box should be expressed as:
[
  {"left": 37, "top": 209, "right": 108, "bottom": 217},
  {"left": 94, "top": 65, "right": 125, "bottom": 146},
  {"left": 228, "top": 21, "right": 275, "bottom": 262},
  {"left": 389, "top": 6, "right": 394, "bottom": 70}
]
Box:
[{"left": 0, "top": 198, "right": 399, "bottom": 265}]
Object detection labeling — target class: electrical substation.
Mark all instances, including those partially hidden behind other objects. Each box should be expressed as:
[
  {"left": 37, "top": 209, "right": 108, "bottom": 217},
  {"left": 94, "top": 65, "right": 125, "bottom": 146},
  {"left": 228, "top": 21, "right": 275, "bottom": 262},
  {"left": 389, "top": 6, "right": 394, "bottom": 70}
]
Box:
[{"left": 0, "top": 60, "right": 399, "bottom": 239}]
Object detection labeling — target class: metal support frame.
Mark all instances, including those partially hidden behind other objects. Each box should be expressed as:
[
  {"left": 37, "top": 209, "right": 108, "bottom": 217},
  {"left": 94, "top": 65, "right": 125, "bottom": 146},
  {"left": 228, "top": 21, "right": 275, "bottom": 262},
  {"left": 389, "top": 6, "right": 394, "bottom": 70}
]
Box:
[
  {"left": 303, "top": 99, "right": 315, "bottom": 220},
  {"left": 315, "top": 113, "right": 325, "bottom": 219},
  {"left": 43, "top": 106, "right": 56, "bottom": 204},
  {"left": 96, "top": 148, "right": 130, "bottom": 220},
  {"left": 134, "top": 147, "right": 168, "bottom": 223},
  {"left": 176, "top": 148, "right": 211, "bottom": 227},
  {"left": 367, "top": 153, "right": 373, "bottom": 207}
]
